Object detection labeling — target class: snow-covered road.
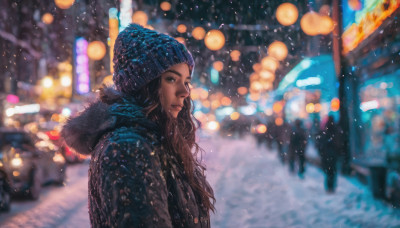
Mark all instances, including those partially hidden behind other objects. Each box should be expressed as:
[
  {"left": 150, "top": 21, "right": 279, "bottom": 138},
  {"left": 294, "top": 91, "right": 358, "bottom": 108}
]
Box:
[
  {"left": 0, "top": 162, "right": 90, "bottom": 228},
  {"left": 0, "top": 134, "right": 399, "bottom": 228}
]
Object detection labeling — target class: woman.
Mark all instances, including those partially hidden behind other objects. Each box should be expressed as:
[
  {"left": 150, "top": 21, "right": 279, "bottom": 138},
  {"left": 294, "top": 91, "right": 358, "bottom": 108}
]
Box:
[{"left": 62, "top": 24, "right": 215, "bottom": 227}]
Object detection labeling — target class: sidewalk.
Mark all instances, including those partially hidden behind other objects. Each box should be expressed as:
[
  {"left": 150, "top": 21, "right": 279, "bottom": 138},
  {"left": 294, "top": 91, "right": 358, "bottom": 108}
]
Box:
[
  {"left": 201, "top": 135, "right": 400, "bottom": 227},
  {"left": 305, "top": 140, "right": 370, "bottom": 184}
]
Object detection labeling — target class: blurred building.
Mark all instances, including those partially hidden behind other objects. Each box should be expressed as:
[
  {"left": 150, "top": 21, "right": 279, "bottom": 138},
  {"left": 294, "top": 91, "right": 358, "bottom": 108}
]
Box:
[{"left": 341, "top": 0, "right": 400, "bottom": 201}]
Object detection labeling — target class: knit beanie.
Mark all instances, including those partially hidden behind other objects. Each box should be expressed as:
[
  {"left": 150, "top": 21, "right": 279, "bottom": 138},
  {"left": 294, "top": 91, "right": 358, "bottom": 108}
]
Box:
[{"left": 113, "top": 23, "right": 195, "bottom": 95}]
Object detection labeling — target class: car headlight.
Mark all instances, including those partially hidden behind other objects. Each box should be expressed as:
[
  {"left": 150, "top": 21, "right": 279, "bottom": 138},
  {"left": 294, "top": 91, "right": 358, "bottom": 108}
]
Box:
[
  {"left": 11, "top": 157, "right": 23, "bottom": 167},
  {"left": 53, "top": 153, "right": 65, "bottom": 163}
]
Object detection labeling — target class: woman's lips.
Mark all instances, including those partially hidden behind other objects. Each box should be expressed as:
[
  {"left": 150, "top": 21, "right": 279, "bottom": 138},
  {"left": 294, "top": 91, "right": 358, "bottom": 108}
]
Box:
[{"left": 171, "top": 105, "right": 182, "bottom": 111}]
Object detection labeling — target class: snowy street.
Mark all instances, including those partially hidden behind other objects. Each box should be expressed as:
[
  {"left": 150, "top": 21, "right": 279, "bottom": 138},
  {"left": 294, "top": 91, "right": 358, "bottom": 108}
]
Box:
[
  {"left": 202, "top": 134, "right": 400, "bottom": 228},
  {"left": 1, "top": 134, "right": 399, "bottom": 228}
]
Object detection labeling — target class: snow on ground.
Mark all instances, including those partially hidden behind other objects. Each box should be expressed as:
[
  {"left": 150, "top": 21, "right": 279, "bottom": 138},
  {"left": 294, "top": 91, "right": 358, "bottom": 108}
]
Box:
[
  {"left": 199, "top": 134, "right": 400, "bottom": 228},
  {"left": 1, "top": 134, "right": 399, "bottom": 227},
  {"left": 0, "top": 162, "right": 90, "bottom": 228}
]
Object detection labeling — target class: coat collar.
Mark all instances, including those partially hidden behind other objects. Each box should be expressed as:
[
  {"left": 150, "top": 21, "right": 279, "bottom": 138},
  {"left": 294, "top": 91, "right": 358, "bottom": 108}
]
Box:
[{"left": 61, "top": 87, "right": 159, "bottom": 155}]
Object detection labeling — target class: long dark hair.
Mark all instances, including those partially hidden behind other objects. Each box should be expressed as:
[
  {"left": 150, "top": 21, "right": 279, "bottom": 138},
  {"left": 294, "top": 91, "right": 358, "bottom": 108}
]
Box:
[{"left": 133, "top": 77, "right": 216, "bottom": 213}]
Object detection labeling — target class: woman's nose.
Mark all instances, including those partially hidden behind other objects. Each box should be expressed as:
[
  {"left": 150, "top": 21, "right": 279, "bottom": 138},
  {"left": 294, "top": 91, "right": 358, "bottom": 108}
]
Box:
[{"left": 177, "top": 83, "right": 189, "bottom": 98}]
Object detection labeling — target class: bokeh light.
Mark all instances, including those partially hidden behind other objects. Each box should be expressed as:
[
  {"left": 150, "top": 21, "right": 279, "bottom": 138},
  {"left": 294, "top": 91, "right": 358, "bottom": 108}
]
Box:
[
  {"left": 268, "top": 41, "right": 288, "bottom": 61},
  {"left": 55, "top": 0, "right": 75, "bottom": 9},
  {"left": 132, "top": 11, "right": 148, "bottom": 26},
  {"left": 42, "top": 13, "right": 54, "bottom": 24},
  {"left": 276, "top": 3, "right": 299, "bottom": 26},
  {"left": 213, "top": 61, "right": 224, "bottom": 72},
  {"left": 192, "top": 27, "right": 206, "bottom": 40},
  {"left": 87, "top": 41, "right": 106, "bottom": 60},
  {"left": 160, "top": 1, "right": 172, "bottom": 11},
  {"left": 177, "top": 24, "right": 187, "bottom": 33},
  {"left": 204, "top": 29, "right": 225, "bottom": 51}
]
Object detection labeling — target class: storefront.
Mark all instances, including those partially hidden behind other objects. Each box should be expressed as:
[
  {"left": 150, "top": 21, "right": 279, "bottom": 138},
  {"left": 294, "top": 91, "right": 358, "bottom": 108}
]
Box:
[
  {"left": 341, "top": 0, "right": 400, "bottom": 201},
  {"left": 275, "top": 54, "right": 339, "bottom": 127}
]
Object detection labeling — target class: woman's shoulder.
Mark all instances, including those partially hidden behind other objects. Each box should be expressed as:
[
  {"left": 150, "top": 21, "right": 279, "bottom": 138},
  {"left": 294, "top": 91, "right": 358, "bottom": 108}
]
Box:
[{"left": 96, "top": 126, "right": 160, "bottom": 158}]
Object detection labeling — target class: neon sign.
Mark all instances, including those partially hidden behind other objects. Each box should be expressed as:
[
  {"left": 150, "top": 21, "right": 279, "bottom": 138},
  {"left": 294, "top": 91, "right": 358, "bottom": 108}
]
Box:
[{"left": 75, "top": 37, "right": 90, "bottom": 94}]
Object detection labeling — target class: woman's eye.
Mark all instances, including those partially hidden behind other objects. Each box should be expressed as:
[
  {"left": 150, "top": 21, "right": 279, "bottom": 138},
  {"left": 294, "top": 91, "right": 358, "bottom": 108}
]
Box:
[{"left": 166, "top": 77, "right": 176, "bottom": 82}]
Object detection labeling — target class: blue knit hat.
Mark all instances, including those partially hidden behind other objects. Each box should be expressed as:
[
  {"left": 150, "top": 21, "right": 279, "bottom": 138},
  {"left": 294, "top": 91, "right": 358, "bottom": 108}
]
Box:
[{"left": 113, "top": 23, "right": 195, "bottom": 95}]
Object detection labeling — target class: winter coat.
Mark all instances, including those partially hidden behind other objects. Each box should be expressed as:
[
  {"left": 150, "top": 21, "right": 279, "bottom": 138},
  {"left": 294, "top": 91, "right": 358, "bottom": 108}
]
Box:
[
  {"left": 289, "top": 125, "right": 307, "bottom": 155},
  {"left": 61, "top": 88, "right": 211, "bottom": 228}
]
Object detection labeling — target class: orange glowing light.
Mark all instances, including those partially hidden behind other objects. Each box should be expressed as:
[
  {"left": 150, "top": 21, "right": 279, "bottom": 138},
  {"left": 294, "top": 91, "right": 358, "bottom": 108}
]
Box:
[
  {"left": 55, "top": 0, "right": 75, "bottom": 9},
  {"left": 261, "top": 81, "right": 273, "bottom": 91},
  {"left": 42, "top": 13, "right": 54, "bottom": 24},
  {"left": 314, "top": 103, "right": 322, "bottom": 113},
  {"left": 160, "top": 1, "right": 172, "bottom": 11},
  {"left": 175, "top": 37, "right": 185, "bottom": 44},
  {"left": 256, "top": 124, "right": 267, "bottom": 134},
  {"left": 190, "top": 89, "right": 199, "bottom": 100},
  {"left": 300, "top": 11, "right": 321, "bottom": 36},
  {"left": 230, "top": 50, "right": 241, "bottom": 62},
  {"left": 132, "top": 11, "right": 148, "bottom": 26},
  {"left": 250, "top": 93, "right": 260, "bottom": 101},
  {"left": 204, "top": 30, "right": 225, "bottom": 51},
  {"left": 237, "top": 87, "right": 248, "bottom": 95},
  {"left": 87, "top": 41, "right": 106, "bottom": 60},
  {"left": 250, "top": 81, "right": 263, "bottom": 92},
  {"left": 268, "top": 41, "right": 288, "bottom": 61},
  {"left": 306, "top": 103, "right": 315, "bottom": 113},
  {"left": 230, "top": 112, "right": 240, "bottom": 120},
  {"left": 192, "top": 27, "right": 206, "bottom": 40},
  {"left": 331, "top": 98, "right": 340, "bottom": 111},
  {"left": 276, "top": 3, "right": 299, "bottom": 26},
  {"left": 177, "top": 24, "right": 187, "bottom": 33},
  {"left": 202, "top": 100, "right": 210, "bottom": 108},
  {"left": 318, "top": 16, "right": 334, "bottom": 35},
  {"left": 273, "top": 102, "right": 283, "bottom": 113},
  {"left": 252, "top": 63, "right": 262, "bottom": 72},
  {"left": 275, "top": 117, "right": 283, "bottom": 126},
  {"left": 259, "top": 70, "right": 275, "bottom": 81},
  {"left": 221, "top": 97, "right": 232, "bottom": 106},
  {"left": 211, "top": 100, "right": 221, "bottom": 109},
  {"left": 199, "top": 89, "right": 209, "bottom": 100},
  {"left": 319, "top": 5, "right": 331, "bottom": 16},
  {"left": 348, "top": 0, "right": 362, "bottom": 11},
  {"left": 249, "top": 73, "right": 260, "bottom": 82},
  {"left": 213, "top": 61, "right": 224, "bottom": 72},
  {"left": 261, "top": 56, "right": 279, "bottom": 72},
  {"left": 102, "top": 75, "right": 113, "bottom": 86}
]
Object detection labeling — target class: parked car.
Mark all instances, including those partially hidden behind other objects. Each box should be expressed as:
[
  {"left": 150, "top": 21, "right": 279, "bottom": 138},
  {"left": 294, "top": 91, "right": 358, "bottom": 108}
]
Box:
[{"left": 0, "top": 128, "right": 67, "bottom": 200}]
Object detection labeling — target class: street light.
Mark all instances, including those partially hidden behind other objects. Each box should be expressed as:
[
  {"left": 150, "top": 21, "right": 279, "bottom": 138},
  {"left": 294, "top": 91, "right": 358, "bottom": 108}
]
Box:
[
  {"left": 192, "top": 27, "right": 206, "bottom": 40},
  {"left": 276, "top": 3, "right": 299, "bottom": 26},
  {"left": 41, "top": 13, "right": 54, "bottom": 25},
  {"left": 132, "top": 11, "right": 148, "bottom": 26},
  {"left": 87, "top": 41, "right": 106, "bottom": 60},
  {"left": 177, "top": 24, "right": 187, "bottom": 33},
  {"left": 42, "top": 76, "right": 54, "bottom": 88},
  {"left": 268, "top": 41, "right": 288, "bottom": 61},
  {"left": 54, "top": 0, "right": 75, "bottom": 9},
  {"left": 204, "top": 30, "right": 225, "bottom": 51},
  {"left": 160, "top": 2, "right": 172, "bottom": 11}
]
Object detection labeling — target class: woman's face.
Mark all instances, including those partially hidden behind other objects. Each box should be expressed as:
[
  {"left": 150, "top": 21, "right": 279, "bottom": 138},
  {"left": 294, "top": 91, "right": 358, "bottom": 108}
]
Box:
[{"left": 159, "top": 63, "right": 191, "bottom": 118}]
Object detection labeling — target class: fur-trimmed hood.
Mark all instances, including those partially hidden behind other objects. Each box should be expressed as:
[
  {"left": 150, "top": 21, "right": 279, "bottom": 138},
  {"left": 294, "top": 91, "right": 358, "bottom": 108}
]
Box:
[{"left": 61, "top": 86, "right": 158, "bottom": 155}]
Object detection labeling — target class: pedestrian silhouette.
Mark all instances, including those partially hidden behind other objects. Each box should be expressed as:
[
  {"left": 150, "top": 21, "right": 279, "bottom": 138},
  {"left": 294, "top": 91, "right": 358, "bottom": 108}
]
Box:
[
  {"left": 288, "top": 119, "right": 307, "bottom": 177},
  {"left": 318, "top": 115, "right": 339, "bottom": 193}
]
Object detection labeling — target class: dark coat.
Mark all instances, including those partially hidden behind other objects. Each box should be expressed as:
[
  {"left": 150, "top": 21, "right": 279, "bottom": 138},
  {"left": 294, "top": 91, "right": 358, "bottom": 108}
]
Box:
[{"left": 61, "top": 88, "right": 211, "bottom": 228}]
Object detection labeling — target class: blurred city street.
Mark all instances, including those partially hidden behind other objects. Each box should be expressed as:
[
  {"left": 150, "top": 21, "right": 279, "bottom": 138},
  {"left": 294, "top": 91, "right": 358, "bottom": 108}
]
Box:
[
  {"left": 1, "top": 0, "right": 400, "bottom": 227},
  {"left": 0, "top": 134, "right": 399, "bottom": 228}
]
